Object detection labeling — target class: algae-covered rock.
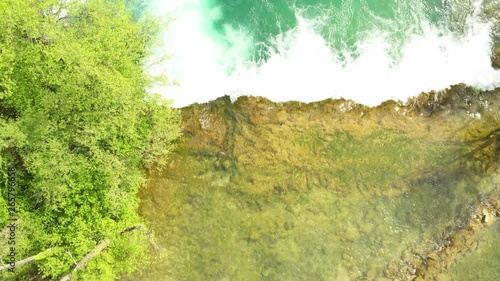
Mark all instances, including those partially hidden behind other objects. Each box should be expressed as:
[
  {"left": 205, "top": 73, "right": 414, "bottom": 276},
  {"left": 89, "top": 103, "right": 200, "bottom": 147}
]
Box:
[
  {"left": 129, "top": 85, "right": 500, "bottom": 281},
  {"left": 397, "top": 188, "right": 500, "bottom": 281}
]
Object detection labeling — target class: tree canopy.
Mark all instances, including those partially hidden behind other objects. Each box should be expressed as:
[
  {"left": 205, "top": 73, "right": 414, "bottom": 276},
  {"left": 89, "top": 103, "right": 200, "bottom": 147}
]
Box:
[{"left": 0, "top": 0, "right": 180, "bottom": 280}]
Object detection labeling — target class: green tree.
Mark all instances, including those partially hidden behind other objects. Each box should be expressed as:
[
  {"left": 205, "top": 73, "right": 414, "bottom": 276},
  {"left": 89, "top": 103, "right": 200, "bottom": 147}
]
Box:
[{"left": 0, "top": 0, "right": 180, "bottom": 280}]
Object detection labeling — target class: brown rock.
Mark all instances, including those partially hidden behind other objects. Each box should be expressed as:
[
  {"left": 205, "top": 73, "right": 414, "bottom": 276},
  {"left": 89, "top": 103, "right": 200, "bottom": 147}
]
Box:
[
  {"left": 428, "top": 252, "right": 439, "bottom": 261},
  {"left": 450, "top": 233, "right": 463, "bottom": 246},
  {"left": 468, "top": 241, "right": 478, "bottom": 251},
  {"left": 493, "top": 56, "right": 500, "bottom": 69},
  {"left": 427, "top": 258, "right": 438, "bottom": 267}
]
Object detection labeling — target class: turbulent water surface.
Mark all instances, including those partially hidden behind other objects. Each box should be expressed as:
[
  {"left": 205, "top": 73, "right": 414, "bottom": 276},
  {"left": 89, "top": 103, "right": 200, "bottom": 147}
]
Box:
[{"left": 132, "top": 0, "right": 499, "bottom": 107}]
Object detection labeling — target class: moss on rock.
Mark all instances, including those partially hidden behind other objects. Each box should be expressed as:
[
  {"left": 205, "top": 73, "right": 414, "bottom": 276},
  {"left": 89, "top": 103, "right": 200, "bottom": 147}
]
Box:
[{"left": 130, "top": 85, "right": 500, "bottom": 281}]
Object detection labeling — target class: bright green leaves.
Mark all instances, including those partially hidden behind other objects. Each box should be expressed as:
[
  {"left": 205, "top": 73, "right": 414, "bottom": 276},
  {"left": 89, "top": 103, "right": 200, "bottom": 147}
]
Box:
[
  {"left": 0, "top": 0, "right": 180, "bottom": 280},
  {"left": 141, "top": 94, "right": 182, "bottom": 169}
]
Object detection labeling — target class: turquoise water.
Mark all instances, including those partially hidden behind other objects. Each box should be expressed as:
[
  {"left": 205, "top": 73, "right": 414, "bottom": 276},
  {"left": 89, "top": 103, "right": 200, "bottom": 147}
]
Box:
[
  {"left": 210, "top": 0, "right": 446, "bottom": 62},
  {"left": 130, "top": 0, "right": 499, "bottom": 107}
]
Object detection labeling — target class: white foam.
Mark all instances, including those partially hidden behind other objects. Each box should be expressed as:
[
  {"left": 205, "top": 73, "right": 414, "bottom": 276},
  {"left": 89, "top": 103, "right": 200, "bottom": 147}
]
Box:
[{"left": 147, "top": 0, "right": 500, "bottom": 107}]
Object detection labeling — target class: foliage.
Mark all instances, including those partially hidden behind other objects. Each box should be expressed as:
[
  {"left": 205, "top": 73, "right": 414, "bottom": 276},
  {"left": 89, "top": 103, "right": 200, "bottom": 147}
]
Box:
[{"left": 0, "top": 0, "right": 180, "bottom": 280}]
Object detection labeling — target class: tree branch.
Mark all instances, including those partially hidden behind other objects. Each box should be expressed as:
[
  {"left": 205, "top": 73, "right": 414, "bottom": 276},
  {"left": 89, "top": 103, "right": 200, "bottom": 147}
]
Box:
[
  {"left": 0, "top": 256, "right": 35, "bottom": 271},
  {"left": 0, "top": 224, "right": 159, "bottom": 277},
  {"left": 0, "top": 248, "right": 55, "bottom": 271},
  {"left": 59, "top": 239, "right": 110, "bottom": 281},
  {"left": 120, "top": 224, "right": 160, "bottom": 252}
]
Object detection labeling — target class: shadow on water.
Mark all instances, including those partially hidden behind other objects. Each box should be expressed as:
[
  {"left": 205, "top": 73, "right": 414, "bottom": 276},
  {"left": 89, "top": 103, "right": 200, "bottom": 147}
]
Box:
[{"left": 390, "top": 127, "right": 499, "bottom": 280}]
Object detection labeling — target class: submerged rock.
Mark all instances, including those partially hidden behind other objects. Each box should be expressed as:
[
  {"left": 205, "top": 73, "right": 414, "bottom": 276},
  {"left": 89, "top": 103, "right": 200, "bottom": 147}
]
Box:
[
  {"left": 131, "top": 85, "right": 500, "bottom": 281},
  {"left": 398, "top": 190, "right": 500, "bottom": 281}
]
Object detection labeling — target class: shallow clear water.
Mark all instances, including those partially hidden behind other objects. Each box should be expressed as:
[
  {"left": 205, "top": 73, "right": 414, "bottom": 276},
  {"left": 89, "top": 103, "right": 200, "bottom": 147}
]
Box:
[
  {"left": 448, "top": 219, "right": 500, "bottom": 280},
  {"left": 128, "top": 145, "right": 496, "bottom": 280},
  {"left": 123, "top": 94, "right": 500, "bottom": 280},
  {"left": 130, "top": 0, "right": 500, "bottom": 107}
]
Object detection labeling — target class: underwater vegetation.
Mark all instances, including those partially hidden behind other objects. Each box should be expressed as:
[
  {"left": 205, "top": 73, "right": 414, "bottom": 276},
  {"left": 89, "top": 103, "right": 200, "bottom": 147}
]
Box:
[{"left": 127, "top": 84, "right": 500, "bottom": 281}]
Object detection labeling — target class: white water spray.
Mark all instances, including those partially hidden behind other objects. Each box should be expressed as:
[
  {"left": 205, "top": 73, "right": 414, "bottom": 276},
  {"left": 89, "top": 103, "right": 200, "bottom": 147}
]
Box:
[{"left": 146, "top": 0, "right": 500, "bottom": 107}]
